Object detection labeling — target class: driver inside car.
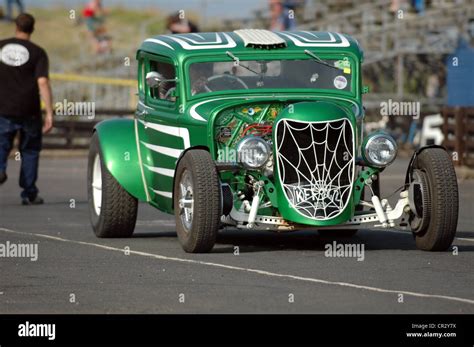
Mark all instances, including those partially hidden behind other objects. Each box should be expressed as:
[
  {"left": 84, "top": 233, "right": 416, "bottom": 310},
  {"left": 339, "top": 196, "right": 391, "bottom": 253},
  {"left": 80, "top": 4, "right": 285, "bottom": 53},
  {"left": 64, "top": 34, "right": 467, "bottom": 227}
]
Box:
[{"left": 190, "top": 64, "right": 213, "bottom": 95}]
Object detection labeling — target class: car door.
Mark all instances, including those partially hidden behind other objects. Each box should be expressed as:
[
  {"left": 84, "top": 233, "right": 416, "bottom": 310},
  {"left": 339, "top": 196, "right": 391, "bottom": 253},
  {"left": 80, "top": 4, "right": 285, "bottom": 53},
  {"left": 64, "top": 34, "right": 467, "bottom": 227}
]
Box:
[{"left": 138, "top": 53, "right": 186, "bottom": 212}]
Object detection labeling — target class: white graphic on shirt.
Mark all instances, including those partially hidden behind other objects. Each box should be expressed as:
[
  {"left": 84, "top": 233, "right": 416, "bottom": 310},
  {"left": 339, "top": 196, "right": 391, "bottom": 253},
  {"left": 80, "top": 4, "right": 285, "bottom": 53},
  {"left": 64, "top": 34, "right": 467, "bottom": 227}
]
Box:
[{"left": 0, "top": 44, "right": 30, "bottom": 67}]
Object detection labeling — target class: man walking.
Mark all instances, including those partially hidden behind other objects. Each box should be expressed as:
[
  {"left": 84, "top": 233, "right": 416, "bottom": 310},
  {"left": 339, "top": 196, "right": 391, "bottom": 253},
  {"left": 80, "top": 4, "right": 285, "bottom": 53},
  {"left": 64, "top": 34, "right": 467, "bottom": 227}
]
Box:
[{"left": 0, "top": 13, "right": 53, "bottom": 205}]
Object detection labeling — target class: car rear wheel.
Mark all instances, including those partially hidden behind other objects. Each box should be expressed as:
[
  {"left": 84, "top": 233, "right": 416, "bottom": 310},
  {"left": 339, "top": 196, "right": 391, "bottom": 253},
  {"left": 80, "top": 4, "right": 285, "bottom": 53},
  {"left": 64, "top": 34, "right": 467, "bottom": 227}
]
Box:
[
  {"left": 174, "top": 150, "right": 221, "bottom": 253},
  {"left": 409, "top": 148, "right": 458, "bottom": 251},
  {"left": 88, "top": 133, "right": 138, "bottom": 238}
]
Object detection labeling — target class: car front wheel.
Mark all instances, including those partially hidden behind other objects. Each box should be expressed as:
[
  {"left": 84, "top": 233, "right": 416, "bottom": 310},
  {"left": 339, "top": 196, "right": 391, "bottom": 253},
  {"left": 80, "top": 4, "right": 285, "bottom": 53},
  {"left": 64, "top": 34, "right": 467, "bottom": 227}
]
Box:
[
  {"left": 174, "top": 150, "right": 221, "bottom": 253},
  {"left": 409, "top": 148, "right": 458, "bottom": 251}
]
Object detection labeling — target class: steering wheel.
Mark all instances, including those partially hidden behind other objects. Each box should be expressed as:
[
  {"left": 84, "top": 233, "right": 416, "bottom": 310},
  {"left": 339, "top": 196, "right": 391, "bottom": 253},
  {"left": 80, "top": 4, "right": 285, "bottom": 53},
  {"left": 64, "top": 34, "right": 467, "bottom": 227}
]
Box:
[{"left": 205, "top": 74, "right": 249, "bottom": 92}]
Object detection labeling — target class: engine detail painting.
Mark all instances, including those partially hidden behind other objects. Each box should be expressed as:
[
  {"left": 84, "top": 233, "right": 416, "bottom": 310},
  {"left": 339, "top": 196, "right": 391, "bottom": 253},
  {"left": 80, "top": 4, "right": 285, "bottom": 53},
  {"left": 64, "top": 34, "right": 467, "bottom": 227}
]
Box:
[
  {"left": 213, "top": 103, "right": 285, "bottom": 220},
  {"left": 214, "top": 103, "right": 285, "bottom": 149}
]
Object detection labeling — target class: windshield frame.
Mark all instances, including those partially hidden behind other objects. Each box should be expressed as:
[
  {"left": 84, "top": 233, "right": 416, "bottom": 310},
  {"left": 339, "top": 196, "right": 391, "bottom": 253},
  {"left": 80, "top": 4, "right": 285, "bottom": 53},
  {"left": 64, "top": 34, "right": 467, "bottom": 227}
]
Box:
[{"left": 182, "top": 52, "right": 360, "bottom": 101}]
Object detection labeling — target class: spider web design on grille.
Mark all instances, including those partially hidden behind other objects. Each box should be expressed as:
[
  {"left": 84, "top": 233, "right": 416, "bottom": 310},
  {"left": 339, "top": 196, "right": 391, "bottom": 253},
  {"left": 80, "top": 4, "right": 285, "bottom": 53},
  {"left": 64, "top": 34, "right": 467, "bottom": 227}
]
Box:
[{"left": 275, "top": 118, "right": 354, "bottom": 220}]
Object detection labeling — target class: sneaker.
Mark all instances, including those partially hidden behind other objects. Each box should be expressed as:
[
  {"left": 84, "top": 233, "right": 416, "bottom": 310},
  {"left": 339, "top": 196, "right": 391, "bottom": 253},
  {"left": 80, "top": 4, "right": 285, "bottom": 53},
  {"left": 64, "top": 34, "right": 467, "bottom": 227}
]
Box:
[
  {"left": 21, "top": 196, "right": 44, "bottom": 206},
  {"left": 0, "top": 171, "right": 7, "bottom": 185}
]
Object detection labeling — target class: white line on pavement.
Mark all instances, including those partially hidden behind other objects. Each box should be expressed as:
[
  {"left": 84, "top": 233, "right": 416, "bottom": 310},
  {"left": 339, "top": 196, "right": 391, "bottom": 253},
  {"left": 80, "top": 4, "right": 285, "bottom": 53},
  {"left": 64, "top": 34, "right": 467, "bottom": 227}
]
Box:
[
  {"left": 371, "top": 229, "right": 474, "bottom": 244},
  {"left": 1, "top": 227, "right": 474, "bottom": 306},
  {"left": 456, "top": 237, "right": 474, "bottom": 242}
]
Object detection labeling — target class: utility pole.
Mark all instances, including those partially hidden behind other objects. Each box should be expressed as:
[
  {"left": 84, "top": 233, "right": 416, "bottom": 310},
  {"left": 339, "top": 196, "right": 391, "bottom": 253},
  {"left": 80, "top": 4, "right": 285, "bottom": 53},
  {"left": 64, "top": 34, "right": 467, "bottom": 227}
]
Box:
[{"left": 397, "top": 53, "right": 404, "bottom": 99}]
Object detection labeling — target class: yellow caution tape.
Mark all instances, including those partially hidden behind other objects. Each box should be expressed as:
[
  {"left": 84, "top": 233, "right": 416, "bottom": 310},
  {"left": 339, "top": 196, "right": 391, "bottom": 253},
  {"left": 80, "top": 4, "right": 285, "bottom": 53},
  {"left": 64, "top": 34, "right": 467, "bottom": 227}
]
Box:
[{"left": 50, "top": 73, "right": 136, "bottom": 87}]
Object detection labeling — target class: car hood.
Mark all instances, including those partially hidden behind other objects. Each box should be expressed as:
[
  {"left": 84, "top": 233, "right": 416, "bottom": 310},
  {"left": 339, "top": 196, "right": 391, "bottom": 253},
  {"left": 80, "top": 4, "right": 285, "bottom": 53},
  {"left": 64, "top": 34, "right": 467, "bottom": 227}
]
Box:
[{"left": 186, "top": 94, "right": 360, "bottom": 124}]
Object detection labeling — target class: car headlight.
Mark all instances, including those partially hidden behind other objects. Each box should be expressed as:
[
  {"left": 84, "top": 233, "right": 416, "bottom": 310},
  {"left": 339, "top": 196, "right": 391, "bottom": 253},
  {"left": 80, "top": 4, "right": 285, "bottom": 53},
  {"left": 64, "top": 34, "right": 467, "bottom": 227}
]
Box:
[
  {"left": 363, "top": 133, "right": 398, "bottom": 167},
  {"left": 236, "top": 136, "right": 271, "bottom": 169}
]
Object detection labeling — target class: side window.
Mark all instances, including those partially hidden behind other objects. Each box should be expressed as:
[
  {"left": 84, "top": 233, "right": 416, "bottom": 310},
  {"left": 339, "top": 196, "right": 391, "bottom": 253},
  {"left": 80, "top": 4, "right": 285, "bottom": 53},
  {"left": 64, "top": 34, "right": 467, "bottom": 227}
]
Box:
[{"left": 149, "top": 60, "right": 176, "bottom": 102}]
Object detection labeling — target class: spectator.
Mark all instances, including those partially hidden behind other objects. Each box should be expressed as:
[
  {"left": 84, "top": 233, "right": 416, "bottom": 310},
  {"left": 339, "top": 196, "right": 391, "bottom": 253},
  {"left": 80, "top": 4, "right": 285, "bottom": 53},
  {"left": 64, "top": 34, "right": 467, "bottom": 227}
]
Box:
[
  {"left": 412, "top": 0, "right": 425, "bottom": 15},
  {"left": 426, "top": 74, "right": 440, "bottom": 100},
  {"left": 166, "top": 12, "right": 199, "bottom": 34},
  {"left": 4, "top": 0, "right": 24, "bottom": 21},
  {"left": 82, "top": 0, "right": 112, "bottom": 54},
  {"left": 0, "top": 13, "right": 53, "bottom": 205},
  {"left": 390, "top": 0, "right": 401, "bottom": 15},
  {"left": 269, "top": 0, "right": 296, "bottom": 31}
]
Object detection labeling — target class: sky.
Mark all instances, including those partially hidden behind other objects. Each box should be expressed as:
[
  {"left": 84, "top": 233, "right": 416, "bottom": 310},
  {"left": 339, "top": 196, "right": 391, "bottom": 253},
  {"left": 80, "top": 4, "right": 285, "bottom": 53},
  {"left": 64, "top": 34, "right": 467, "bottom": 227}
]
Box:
[{"left": 23, "top": 0, "right": 266, "bottom": 19}]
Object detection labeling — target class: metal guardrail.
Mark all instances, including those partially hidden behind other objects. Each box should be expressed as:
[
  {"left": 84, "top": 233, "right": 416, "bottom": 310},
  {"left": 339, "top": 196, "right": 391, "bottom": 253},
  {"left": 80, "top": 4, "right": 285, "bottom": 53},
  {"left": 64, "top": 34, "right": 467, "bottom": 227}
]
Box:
[
  {"left": 42, "top": 74, "right": 138, "bottom": 149},
  {"left": 50, "top": 73, "right": 135, "bottom": 87},
  {"left": 43, "top": 110, "right": 133, "bottom": 149},
  {"left": 50, "top": 72, "right": 138, "bottom": 111}
]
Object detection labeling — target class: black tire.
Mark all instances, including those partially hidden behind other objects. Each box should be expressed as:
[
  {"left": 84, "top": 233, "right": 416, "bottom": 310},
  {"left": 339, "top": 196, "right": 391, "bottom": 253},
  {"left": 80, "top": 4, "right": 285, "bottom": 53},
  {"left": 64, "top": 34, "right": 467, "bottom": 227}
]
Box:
[
  {"left": 88, "top": 132, "right": 138, "bottom": 238},
  {"left": 412, "top": 148, "right": 458, "bottom": 251},
  {"left": 174, "top": 150, "right": 221, "bottom": 253}
]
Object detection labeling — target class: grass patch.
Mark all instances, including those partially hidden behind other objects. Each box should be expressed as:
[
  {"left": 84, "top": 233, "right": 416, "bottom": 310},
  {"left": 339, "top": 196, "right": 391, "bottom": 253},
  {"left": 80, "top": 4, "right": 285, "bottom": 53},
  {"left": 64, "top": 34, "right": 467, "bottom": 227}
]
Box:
[{"left": 0, "top": 6, "right": 168, "bottom": 72}]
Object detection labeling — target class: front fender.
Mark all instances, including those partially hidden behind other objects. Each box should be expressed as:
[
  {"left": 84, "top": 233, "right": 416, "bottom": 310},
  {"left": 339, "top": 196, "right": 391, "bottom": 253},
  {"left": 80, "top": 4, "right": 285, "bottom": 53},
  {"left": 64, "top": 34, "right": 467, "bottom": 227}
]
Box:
[
  {"left": 94, "top": 118, "right": 147, "bottom": 202},
  {"left": 404, "top": 145, "right": 446, "bottom": 185}
]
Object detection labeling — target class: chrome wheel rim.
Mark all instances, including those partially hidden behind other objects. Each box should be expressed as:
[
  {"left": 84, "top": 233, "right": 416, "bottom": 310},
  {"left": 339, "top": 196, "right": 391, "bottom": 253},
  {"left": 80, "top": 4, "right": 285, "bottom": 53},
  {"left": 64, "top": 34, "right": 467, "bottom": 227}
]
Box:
[
  {"left": 178, "top": 170, "right": 194, "bottom": 232},
  {"left": 409, "top": 169, "right": 430, "bottom": 233},
  {"left": 92, "top": 154, "right": 102, "bottom": 216}
]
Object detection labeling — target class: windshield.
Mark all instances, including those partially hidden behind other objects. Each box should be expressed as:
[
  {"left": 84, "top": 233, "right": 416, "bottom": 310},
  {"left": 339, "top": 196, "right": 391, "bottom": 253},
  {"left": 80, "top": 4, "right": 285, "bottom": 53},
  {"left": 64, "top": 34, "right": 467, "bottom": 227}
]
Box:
[{"left": 188, "top": 58, "right": 353, "bottom": 96}]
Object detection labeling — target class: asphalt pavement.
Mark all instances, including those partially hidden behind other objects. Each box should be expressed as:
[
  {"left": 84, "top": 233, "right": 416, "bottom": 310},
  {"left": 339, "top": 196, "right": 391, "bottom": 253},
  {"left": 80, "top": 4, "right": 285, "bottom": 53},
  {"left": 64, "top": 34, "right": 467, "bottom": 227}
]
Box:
[{"left": 0, "top": 155, "right": 473, "bottom": 313}]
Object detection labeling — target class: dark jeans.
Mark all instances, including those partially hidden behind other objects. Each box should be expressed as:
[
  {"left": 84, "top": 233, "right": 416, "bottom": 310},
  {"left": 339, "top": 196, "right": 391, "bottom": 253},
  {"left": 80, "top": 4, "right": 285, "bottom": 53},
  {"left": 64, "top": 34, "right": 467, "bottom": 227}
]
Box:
[
  {"left": 5, "top": 0, "right": 24, "bottom": 19},
  {"left": 0, "top": 116, "right": 42, "bottom": 199}
]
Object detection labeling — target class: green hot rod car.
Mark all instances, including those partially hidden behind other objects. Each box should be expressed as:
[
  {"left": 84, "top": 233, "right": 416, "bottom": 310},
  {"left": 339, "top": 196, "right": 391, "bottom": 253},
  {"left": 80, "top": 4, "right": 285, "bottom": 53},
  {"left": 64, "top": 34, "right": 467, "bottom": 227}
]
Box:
[{"left": 88, "top": 30, "right": 458, "bottom": 253}]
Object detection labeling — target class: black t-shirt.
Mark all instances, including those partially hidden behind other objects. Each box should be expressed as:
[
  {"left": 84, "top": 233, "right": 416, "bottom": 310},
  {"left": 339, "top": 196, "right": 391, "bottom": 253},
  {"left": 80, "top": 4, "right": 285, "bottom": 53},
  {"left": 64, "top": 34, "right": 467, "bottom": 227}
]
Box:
[{"left": 0, "top": 38, "right": 49, "bottom": 119}]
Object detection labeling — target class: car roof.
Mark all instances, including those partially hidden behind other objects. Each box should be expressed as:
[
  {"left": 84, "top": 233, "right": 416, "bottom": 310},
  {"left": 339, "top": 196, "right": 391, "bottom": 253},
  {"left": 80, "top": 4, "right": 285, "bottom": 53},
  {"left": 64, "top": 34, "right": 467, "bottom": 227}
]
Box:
[{"left": 138, "top": 30, "right": 363, "bottom": 62}]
